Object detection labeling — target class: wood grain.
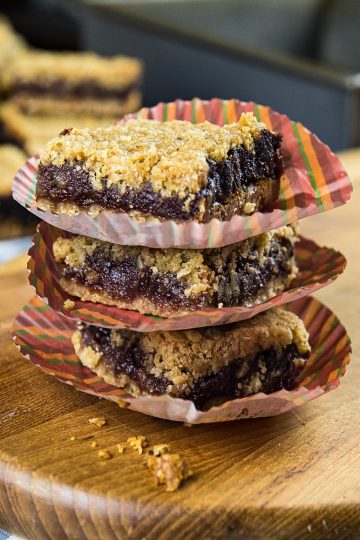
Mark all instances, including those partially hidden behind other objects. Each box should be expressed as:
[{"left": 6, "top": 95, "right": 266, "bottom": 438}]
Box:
[{"left": 0, "top": 149, "right": 360, "bottom": 539}]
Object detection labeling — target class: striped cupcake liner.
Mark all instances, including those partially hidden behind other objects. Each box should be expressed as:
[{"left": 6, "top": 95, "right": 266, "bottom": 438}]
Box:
[
  {"left": 12, "top": 98, "right": 352, "bottom": 249},
  {"left": 12, "top": 296, "right": 351, "bottom": 423},
  {"left": 27, "top": 221, "right": 347, "bottom": 332}
]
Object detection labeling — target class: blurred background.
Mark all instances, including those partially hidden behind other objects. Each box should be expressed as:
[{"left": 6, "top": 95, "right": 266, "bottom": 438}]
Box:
[{"left": 0, "top": 0, "right": 359, "bottom": 260}]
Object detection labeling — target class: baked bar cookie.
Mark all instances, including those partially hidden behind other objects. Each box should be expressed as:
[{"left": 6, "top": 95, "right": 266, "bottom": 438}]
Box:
[
  {"left": 0, "top": 17, "right": 26, "bottom": 91},
  {"left": 0, "top": 144, "right": 37, "bottom": 238},
  {"left": 36, "top": 113, "right": 283, "bottom": 222},
  {"left": 3, "top": 50, "right": 142, "bottom": 117},
  {"left": 72, "top": 307, "right": 310, "bottom": 409},
  {"left": 0, "top": 103, "right": 117, "bottom": 155},
  {"left": 53, "top": 225, "right": 298, "bottom": 317}
]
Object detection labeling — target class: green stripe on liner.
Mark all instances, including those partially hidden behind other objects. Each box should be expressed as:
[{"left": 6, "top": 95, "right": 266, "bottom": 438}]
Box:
[
  {"left": 191, "top": 99, "right": 196, "bottom": 124},
  {"left": 15, "top": 329, "right": 68, "bottom": 341},
  {"left": 279, "top": 184, "right": 289, "bottom": 224},
  {"left": 243, "top": 215, "right": 253, "bottom": 237},
  {"left": 162, "top": 102, "right": 168, "bottom": 122},
  {"left": 25, "top": 172, "right": 37, "bottom": 207},
  {"left": 23, "top": 303, "right": 50, "bottom": 312},
  {"left": 222, "top": 101, "right": 229, "bottom": 124},
  {"left": 253, "top": 103, "right": 261, "bottom": 122},
  {"left": 292, "top": 122, "right": 324, "bottom": 211},
  {"left": 146, "top": 314, "right": 164, "bottom": 322}
]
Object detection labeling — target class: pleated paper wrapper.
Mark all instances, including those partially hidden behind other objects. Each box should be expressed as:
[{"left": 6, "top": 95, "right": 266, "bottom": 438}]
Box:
[
  {"left": 27, "top": 221, "right": 347, "bottom": 332},
  {"left": 12, "top": 296, "right": 351, "bottom": 424},
  {"left": 13, "top": 98, "right": 352, "bottom": 249}
]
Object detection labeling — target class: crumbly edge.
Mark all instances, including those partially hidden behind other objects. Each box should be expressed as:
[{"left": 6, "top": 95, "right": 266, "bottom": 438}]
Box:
[
  {"left": 13, "top": 91, "right": 141, "bottom": 118},
  {"left": 54, "top": 224, "right": 297, "bottom": 302},
  {"left": 0, "top": 144, "right": 27, "bottom": 195},
  {"left": 38, "top": 113, "right": 268, "bottom": 198},
  {"left": 72, "top": 307, "right": 310, "bottom": 396},
  {"left": 3, "top": 51, "right": 143, "bottom": 90}
]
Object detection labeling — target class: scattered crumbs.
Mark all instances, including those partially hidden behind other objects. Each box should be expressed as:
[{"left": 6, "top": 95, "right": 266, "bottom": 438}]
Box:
[
  {"left": 89, "top": 416, "right": 106, "bottom": 428},
  {"left": 98, "top": 449, "right": 112, "bottom": 459},
  {"left": 70, "top": 436, "right": 76, "bottom": 441},
  {"left": 128, "top": 435, "right": 148, "bottom": 454},
  {"left": 307, "top": 525, "right": 312, "bottom": 533},
  {"left": 145, "top": 452, "right": 192, "bottom": 492},
  {"left": 118, "top": 399, "right": 129, "bottom": 409},
  {"left": 243, "top": 201, "right": 256, "bottom": 214},
  {"left": 116, "top": 444, "right": 125, "bottom": 454},
  {"left": 63, "top": 299, "right": 75, "bottom": 310},
  {"left": 90, "top": 441, "right": 97, "bottom": 448},
  {"left": 148, "top": 444, "right": 170, "bottom": 457}
]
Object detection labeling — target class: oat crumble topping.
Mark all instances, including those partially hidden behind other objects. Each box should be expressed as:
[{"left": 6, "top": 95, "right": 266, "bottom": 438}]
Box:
[{"left": 39, "top": 114, "right": 265, "bottom": 198}]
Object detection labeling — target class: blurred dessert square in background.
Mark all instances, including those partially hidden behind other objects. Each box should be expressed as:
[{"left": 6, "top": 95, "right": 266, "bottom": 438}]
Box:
[
  {"left": 0, "top": 16, "right": 27, "bottom": 90},
  {"left": 0, "top": 36, "right": 143, "bottom": 155},
  {"left": 2, "top": 50, "right": 143, "bottom": 117},
  {"left": 0, "top": 144, "right": 37, "bottom": 239},
  {"left": 0, "top": 102, "right": 118, "bottom": 156}
]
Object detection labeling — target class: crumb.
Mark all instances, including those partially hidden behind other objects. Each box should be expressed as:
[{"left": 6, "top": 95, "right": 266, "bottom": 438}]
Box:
[
  {"left": 90, "top": 441, "right": 97, "bottom": 448},
  {"left": 128, "top": 435, "right": 148, "bottom": 454},
  {"left": 63, "top": 299, "right": 75, "bottom": 310},
  {"left": 116, "top": 444, "right": 125, "bottom": 454},
  {"left": 88, "top": 416, "right": 106, "bottom": 427},
  {"left": 183, "top": 423, "right": 193, "bottom": 428},
  {"left": 70, "top": 436, "right": 76, "bottom": 441},
  {"left": 148, "top": 444, "right": 170, "bottom": 457},
  {"left": 118, "top": 399, "right": 129, "bottom": 409},
  {"left": 98, "top": 449, "right": 112, "bottom": 459},
  {"left": 243, "top": 202, "right": 256, "bottom": 214},
  {"left": 145, "top": 452, "right": 192, "bottom": 492}
]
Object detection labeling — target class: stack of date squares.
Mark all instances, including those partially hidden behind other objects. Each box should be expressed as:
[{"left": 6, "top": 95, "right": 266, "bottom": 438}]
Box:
[{"left": 12, "top": 99, "right": 352, "bottom": 423}]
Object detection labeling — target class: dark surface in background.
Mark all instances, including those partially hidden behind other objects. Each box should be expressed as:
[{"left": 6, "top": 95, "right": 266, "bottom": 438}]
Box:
[
  {"left": 2, "top": 0, "right": 360, "bottom": 150},
  {"left": 1, "top": 0, "right": 80, "bottom": 50}
]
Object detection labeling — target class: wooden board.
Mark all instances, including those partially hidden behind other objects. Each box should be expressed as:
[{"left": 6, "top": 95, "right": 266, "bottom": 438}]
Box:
[{"left": 0, "top": 149, "right": 360, "bottom": 540}]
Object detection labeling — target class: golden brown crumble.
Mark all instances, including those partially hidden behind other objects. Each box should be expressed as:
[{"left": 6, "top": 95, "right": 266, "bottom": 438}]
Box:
[
  {"left": 39, "top": 114, "right": 265, "bottom": 198},
  {"left": 63, "top": 299, "right": 75, "bottom": 310},
  {"left": 116, "top": 444, "right": 125, "bottom": 454},
  {"left": 145, "top": 452, "right": 192, "bottom": 492},
  {"left": 0, "top": 144, "right": 27, "bottom": 196},
  {"left": 128, "top": 435, "right": 148, "bottom": 454},
  {"left": 88, "top": 416, "right": 106, "bottom": 427},
  {"left": 54, "top": 224, "right": 297, "bottom": 304},
  {"left": 148, "top": 444, "right": 170, "bottom": 457},
  {"left": 98, "top": 449, "right": 112, "bottom": 459},
  {"left": 90, "top": 441, "right": 97, "bottom": 448},
  {"left": 72, "top": 307, "right": 310, "bottom": 398},
  {"left": 3, "top": 50, "right": 142, "bottom": 90},
  {"left": 70, "top": 436, "right": 76, "bottom": 441}
]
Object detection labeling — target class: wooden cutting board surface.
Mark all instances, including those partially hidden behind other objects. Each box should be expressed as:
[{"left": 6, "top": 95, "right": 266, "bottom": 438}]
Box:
[{"left": 0, "top": 149, "right": 359, "bottom": 540}]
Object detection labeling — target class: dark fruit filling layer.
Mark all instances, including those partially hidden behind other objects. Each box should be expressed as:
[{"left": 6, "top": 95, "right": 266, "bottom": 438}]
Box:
[
  {"left": 11, "top": 80, "right": 140, "bottom": 101},
  {"left": 36, "top": 130, "right": 282, "bottom": 221},
  {"left": 81, "top": 324, "right": 306, "bottom": 410},
  {"left": 61, "top": 237, "right": 294, "bottom": 311}
]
